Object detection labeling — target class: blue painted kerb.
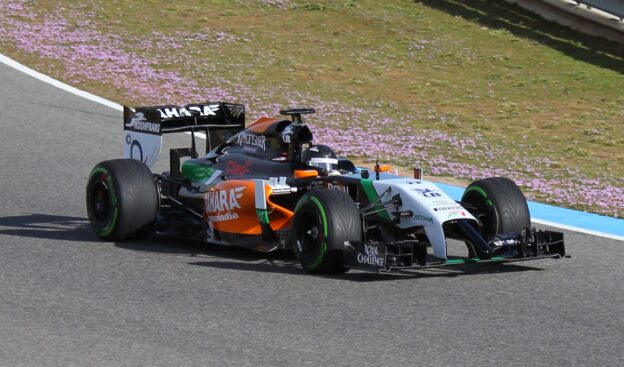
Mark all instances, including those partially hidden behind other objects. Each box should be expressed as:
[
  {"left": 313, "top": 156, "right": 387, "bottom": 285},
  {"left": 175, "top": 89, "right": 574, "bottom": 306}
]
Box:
[{"left": 434, "top": 182, "right": 624, "bottom": 237}]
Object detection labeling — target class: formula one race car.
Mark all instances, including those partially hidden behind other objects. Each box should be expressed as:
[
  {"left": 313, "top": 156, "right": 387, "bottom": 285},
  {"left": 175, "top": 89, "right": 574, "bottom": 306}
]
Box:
[{"left": 86, "top": 102, "right": 565, "bottom": 274}]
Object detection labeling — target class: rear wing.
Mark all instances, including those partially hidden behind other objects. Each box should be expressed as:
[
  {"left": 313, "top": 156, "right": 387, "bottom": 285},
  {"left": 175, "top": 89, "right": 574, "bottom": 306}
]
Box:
[{"left": 123, "top": 102, "right": 245, "bottom": 168}]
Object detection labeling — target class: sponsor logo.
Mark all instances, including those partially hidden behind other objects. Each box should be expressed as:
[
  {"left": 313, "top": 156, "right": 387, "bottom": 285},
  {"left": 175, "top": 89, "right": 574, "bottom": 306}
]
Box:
[
  {"left": 433, "top": 205, "right": 464, "bottom": 212},
  {"left": 225, "top": 160, "right": 252, "bottom": 176},
  {"left": 227, "top": 104, "right": 245, "bottom": 118},
  {"left": 204, "top": 187, "right": 244, "bottom": 222},
  {"left": 242, "top": 145, "right": 259, "bottom": 153},
  {"left": 327, "top": 182, "right": 348, "bottom": 193},
  {"left": 207, "top": 212, "right": 239, "bottom": 222},
  {"left": 414, "top": 214, "right": 433, "bottom": 223},
  {"left": 184, "top": 165, "right": 215, "bottom": 181},
  {"left": 491, "top": 238, "right": 519, "bottom": 247},
  {"left": 357, "top": 244, "right": 385, "bottom": 267},
  {"left": 281, "top": 124, "right": 295, "bottom": 143},
  {"left": 125, "top": 112, "right": 160, "bottom": 133},
  {"left": 413, "top": 188, "right": 443, "bottom": 197},
  {"left": 447, "top": 211, "right": 467, "bottom": 219},
  {"left": 236, "top": 132, "right": 266, "bottom": 150},
  {"left": 156, "top": 104, "right": 220, "bottom": 119},
  {"left": 430, "top": 199, "right": 456, "bottom": 206}
]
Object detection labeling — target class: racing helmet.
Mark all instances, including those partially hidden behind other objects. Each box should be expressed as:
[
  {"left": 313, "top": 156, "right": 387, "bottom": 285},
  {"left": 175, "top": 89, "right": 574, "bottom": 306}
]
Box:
[{"left": 302, "top": 145, "right": 338, "bottom": 172}]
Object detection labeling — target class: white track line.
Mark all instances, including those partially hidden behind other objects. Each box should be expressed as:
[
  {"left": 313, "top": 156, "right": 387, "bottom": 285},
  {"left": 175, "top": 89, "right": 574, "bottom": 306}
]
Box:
[
  {"left": 0, "top": 53, "right": 123, "bottom": 111},
  {"left": 0, "top": 53, "right": 200, "bottom": 138},
  {"left": 531, "top": 218, "right": 624, "bottom": 241},
  {"left": 1, "top": 52, "right": 622, "bottom": 241}
]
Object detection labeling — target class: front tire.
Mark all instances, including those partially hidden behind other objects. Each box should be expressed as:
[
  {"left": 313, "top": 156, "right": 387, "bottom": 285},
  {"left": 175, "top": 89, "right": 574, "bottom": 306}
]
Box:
[
  {"left": 292, "top": 189, "right": 361, "bottom": 274},
  {"left": 461, "top": 177, "right": 530, "bottom": 240},
  {"left": 86, "top": 159, "right": 158, "bottom": 241}
]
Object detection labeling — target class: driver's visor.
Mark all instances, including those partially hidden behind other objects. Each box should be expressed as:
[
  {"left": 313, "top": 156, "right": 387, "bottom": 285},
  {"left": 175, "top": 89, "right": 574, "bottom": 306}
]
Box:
[{"left": 308, "top": 157, "right": 338, "bottom": 171}]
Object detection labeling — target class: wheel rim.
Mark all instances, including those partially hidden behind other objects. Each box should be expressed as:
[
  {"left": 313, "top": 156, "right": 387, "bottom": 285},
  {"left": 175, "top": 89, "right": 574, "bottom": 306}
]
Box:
[
  {"left": 90, "top": 181, "right": 111, "bottom": 225},
  {"left": 296, "top": 210, "right": 322, "bottom": 255}
]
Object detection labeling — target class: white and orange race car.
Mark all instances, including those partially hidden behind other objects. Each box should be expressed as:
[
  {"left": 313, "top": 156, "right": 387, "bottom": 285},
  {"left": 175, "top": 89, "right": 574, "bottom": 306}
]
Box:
[{"left": 86, "top": 102, "right": 565, "bottom": 274}]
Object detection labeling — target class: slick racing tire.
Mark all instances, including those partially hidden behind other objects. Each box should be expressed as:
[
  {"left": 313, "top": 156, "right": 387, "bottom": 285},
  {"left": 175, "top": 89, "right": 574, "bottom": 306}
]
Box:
[
  {"left": 461, "top": 177, "right": 530, "bottom": 240},
  {"left": 86, "top": 159, "right": 158, "bottom": 241},
  {"left": 292, "top": 189, "right": 361, "bottom": 274}
]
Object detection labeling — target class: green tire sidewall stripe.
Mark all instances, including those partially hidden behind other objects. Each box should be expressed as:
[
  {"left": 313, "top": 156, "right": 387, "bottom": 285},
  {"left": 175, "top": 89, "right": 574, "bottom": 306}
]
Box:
[
  {"left": 89, "top": 167, "right": 119, "bottom": 236},
  {"left": 304, "top": 196, "right": 328, "bottom": 270},
  {"left": 294, "top": 195, "right": 309, "bottom": 212},
  {"left": 309, "top": 197, "right": 328, "bottom": 237},
  {"left": 464, "top": 185, "right": 493, "bottom": 207}
]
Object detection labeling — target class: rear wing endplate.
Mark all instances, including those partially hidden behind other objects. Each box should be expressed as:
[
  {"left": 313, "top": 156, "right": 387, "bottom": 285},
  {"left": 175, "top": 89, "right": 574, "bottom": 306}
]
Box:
[{"left": 123, "top": 102, "right": 245, "bottom": 168}]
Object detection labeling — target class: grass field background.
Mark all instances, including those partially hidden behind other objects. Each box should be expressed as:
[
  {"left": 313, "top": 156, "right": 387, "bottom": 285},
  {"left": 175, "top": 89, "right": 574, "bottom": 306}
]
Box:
[{"left": 1, "top": 0, "right": 623, "bottom": 217}]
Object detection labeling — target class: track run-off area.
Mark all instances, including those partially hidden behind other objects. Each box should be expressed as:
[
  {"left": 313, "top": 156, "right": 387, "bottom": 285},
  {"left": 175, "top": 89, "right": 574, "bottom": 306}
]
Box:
[{"left": 0, "top": 57, "right": 623, "bottom": 366}]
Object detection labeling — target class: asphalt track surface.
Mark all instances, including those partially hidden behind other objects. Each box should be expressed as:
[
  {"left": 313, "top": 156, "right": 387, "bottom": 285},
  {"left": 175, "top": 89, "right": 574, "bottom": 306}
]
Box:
[{"left": 0, "top": 62, "right": 623, "bottom": 367}]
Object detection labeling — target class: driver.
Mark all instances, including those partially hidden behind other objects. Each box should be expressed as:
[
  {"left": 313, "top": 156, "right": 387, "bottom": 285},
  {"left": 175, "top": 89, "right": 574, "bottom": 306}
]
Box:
[{"left": 302, "top": 145, "right": 340, "bottom": 176}]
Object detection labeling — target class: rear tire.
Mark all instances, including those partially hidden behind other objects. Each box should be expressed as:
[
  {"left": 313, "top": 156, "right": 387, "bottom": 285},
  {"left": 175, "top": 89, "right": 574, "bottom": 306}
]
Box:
[
  {"left": 86, "top": 159, "right": 158, "bottom": 241},
  {"left": 461, "top": 177, "right": 530, "bottom": 240},
  {"left": 292, "top": 189, "right": 361, "bottom": 274}
]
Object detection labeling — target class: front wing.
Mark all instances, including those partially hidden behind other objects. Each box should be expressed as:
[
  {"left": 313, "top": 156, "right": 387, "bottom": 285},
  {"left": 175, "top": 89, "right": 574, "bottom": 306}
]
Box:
[{"left": 343, "top": 228, "right": 566, "bottom": 272}]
